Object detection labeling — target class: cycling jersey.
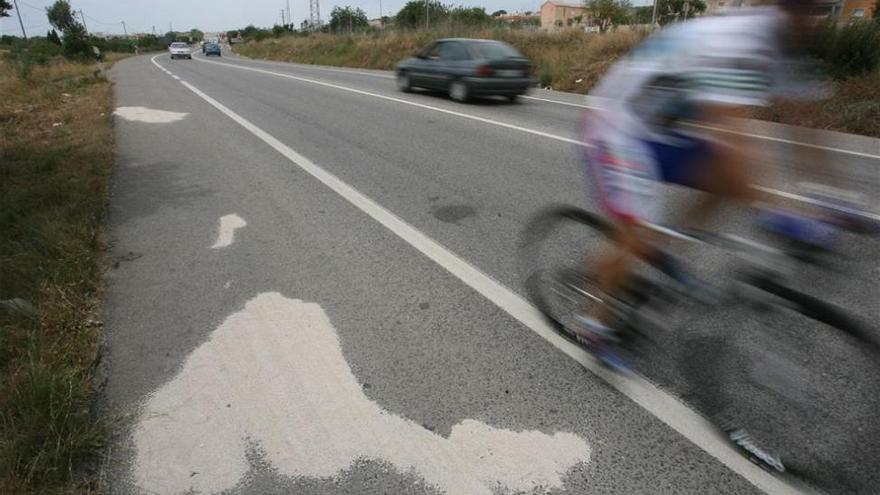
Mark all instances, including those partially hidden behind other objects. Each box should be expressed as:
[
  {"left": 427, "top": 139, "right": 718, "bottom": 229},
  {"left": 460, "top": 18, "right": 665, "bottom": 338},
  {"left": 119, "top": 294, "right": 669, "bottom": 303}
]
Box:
[{"left": 581, "top": 7, "right": 786, "bottom": 222}]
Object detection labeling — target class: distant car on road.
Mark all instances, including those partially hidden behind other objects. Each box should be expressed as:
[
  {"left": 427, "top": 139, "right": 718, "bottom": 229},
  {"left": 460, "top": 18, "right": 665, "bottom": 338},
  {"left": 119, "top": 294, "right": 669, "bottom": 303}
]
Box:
[
  {"left": 169, "top": 42, "right": 192, "bottom": 60},
  {"left": 395, "top": 39, "right": 536, "bottom": 103},
  {"left": 204, "top": 42, "right": 222, "bottom": 57}
]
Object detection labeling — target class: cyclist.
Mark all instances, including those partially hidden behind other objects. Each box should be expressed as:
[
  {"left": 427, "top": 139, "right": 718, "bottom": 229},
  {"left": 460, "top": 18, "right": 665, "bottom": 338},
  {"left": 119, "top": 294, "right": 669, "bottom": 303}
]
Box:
[{"left": 575, "top": 1, "right": 833, "bottom": 368}]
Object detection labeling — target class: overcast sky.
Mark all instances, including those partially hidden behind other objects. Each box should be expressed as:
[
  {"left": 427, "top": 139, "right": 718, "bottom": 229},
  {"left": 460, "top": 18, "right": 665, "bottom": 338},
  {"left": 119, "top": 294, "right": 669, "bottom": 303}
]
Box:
[{"left": 2, "top": 0, "right": 652, "bottom": 37}]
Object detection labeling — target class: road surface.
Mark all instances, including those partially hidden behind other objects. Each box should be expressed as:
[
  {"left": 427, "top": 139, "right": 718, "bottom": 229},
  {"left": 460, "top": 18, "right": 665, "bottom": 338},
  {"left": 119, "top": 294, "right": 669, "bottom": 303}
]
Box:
[{"left": 100, "top": 51, "right": 880, "bottom": 494}]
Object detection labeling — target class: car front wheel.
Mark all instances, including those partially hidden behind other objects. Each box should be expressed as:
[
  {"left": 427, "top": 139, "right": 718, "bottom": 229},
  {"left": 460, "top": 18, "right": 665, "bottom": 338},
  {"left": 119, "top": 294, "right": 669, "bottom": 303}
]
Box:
[
  {"left": 396, "top": 72, "right": 412, "bottom": 93},
  {"left": 449, "top": 80, "right": 470, "bottom": 103}
]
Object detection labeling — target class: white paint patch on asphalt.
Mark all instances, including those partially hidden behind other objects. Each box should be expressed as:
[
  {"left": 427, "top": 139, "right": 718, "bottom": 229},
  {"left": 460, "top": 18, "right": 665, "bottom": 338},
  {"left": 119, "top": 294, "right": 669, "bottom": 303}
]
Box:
[
  {"left": 224, "top": 280, "right": 232, "bottom": 289},
  {"left": 113, "top": 106, "right": 188, "bottom": 124},
  {"left": 150, "top": 55, "right": 814, "bottom": 495},
  {"left": 132, "top": 292, "right": 591, "bottom": 494},
  {"left": 210, "top": 214, "right": 246, "bottom": 249}
]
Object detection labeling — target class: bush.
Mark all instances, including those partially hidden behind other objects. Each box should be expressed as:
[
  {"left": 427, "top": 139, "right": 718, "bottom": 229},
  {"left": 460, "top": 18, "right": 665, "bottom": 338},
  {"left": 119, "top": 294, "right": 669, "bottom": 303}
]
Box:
[{"left": 807, "top": 20, "right": 880, "bottom": 79}]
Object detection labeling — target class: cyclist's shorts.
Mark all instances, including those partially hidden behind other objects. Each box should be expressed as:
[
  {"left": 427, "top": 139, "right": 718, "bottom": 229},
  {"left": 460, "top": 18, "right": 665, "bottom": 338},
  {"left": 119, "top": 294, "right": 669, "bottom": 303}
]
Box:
[
  {"left": 647, "top": 132, "right": 714, "bottom": 188},
  {"left": 581, "top": 127, "right": 714, "bottom": 223}
]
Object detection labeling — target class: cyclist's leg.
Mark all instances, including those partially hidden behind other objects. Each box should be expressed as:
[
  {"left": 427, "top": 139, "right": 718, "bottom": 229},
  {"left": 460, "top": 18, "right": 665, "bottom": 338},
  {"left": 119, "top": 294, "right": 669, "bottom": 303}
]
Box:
[{"left": 579, "top": 130, "right": 660, "bottom": 334}]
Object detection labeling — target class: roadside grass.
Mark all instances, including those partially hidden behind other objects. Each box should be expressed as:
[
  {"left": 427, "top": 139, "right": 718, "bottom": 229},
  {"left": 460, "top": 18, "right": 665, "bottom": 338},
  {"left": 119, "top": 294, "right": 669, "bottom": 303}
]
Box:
[
  {"left": 236, "top": 29, "right": 880, "bottom": 138},
  {"left": 0, "top": 55, "right": 120, "bottom": 493},
  {"left": 234, "top": 28, "right": 646, "bottom": 93},
  {"left": 753, "top": 74, "right": 880, "bottom": 138}
]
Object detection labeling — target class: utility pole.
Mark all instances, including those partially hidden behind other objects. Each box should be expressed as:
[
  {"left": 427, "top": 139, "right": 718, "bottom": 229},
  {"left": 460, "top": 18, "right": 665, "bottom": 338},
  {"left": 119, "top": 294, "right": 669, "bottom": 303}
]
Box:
[
  {"left": 152, "top": 25, "right": 156, "bottom": 35},
  {"left": 309, "top": 0, "right": 321, "bottom": 30},
  {"left": 286, "top": 0, "right": 292, "bottom": 28},
  {"left": 79, "top": 10, "right": 89, "bottom": 34},
  {"left": 281, "top": 8, "right": 286, "bottom": 26},
  {"left": 12, "top": 0, "right": 27, "bottom": 40},
  {"left": 379, "top": 0, "right": 382, "bottom": 22},
  {"left": 122, "top": 20, "right": 128, "bottom": 37},
  {"left": 651, "top": 0, "right": 659, "bottom": 27},
  {"left": 425, "top": 0, "right": 429, "bottom": 30}
]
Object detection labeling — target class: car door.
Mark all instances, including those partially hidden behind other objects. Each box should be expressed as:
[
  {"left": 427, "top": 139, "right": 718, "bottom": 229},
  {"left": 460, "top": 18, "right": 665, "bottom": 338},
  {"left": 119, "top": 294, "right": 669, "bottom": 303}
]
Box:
[
  {"left": 408, "top": 42, "right": 440, "bottom": 88},
  {"left": 434, "top": 42, "right": 470, "bottom": 90}
]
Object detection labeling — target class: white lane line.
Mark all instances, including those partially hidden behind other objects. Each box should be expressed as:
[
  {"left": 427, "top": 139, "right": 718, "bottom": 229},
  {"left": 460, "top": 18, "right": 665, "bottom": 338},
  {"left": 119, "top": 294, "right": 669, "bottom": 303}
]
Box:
[
  {"left": 220, "top": 57, "right": 880, "bottom": 161},
  {"left": 149, "top": 54, "right": 812, "bottom": 495},
  {"left": 189, "top": 55, "right": 880, "bottom": 219},
  {"left": 172, "top": 74, "right": 180, "bottom": 80},
  {"left": 192, "top": 55, "right": 587, "bottom": 146},
  {"left": 522, "top": 94, "right": 596, "bottom": 109},
  {"left": 756, "top": 186, "right": 880, "bottom": 222},
  {"left": 204, "top": 56, "right": 880, "bottom": 161}
]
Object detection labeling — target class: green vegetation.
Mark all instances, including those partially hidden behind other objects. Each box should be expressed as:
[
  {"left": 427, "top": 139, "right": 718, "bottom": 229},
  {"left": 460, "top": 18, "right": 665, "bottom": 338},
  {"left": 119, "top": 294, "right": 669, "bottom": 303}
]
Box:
[
  {"left": 807, "top": 19, "right": 880, "bottom": 79},
  {"left": 236, "top": 28, "right": 645, "bottom": 93},
  {"left": 329, "top": 6, "right": 369, "bottom": 33},
  {"left": 0, "top": 55, "right": 120, "bottom": 493}
]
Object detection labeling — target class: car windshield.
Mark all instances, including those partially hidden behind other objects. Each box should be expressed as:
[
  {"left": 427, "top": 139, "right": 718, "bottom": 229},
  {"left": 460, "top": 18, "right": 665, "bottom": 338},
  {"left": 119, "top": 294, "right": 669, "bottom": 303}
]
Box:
[
  {"left": 466, "top": 41, "right": 521, "bottom": 60},
  {"left": 171, "top": 42, "right": 188, "bottom": 48}
]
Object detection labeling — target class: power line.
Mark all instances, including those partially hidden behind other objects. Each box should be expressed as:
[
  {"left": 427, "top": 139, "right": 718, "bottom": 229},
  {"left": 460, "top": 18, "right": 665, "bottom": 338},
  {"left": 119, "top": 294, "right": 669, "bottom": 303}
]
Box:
[
  {"left": 15, "top": 0, "right": 45, "bottom": 12},
  {"left": 85, "top": 13, "right": 122, "bottom": 26}
]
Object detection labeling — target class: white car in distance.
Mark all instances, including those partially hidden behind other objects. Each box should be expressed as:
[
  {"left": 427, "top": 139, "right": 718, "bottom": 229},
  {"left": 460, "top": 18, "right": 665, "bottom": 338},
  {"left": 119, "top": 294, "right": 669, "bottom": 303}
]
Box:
[{"left": 169, "top": 42, "right": 192, "bottom": 60}]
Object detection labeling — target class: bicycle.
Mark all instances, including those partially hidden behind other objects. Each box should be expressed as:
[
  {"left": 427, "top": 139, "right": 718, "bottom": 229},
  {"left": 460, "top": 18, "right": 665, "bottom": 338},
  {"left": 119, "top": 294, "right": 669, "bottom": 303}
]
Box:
[{"left": 520, "top": 204, "right": 880, "bottom": 490}]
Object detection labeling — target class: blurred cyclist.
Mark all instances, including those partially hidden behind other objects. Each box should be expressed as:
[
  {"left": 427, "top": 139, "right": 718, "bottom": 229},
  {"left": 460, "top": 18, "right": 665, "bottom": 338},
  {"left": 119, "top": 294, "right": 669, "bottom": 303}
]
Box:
[{"left": 576, "top": 0, "right": 833, "bottom": 365}]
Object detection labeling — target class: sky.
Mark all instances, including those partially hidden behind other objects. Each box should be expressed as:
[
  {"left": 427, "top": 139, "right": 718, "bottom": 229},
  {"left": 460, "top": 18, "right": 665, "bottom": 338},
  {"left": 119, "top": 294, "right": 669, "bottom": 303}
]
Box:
[{"left": 2, "top": 0, "right": 653, "bottom": 37}]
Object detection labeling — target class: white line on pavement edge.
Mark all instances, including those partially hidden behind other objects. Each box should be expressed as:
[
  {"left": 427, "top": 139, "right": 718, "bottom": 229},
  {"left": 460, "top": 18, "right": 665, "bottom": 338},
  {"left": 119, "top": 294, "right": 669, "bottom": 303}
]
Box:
[
  {"left": 211, "top": 54, "right": 880, "bottom": 162},
  {"left": 150, "top": 54, "right": 814, "bottom": 495},
  {"left": 190, "top": 55, "right": 880, "bottom": 221}
]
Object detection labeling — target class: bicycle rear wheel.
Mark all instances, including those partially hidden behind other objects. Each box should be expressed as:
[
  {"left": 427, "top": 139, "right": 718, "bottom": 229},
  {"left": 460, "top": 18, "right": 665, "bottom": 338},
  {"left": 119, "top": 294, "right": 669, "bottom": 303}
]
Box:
[{"left": 685, "top": 279, "right": 880, "bottom": 490}]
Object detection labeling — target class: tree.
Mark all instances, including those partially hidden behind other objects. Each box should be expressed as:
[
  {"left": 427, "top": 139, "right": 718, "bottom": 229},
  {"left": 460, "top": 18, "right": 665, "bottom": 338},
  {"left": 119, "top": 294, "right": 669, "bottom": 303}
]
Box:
[
  {"left": 632, "top": 5, "right": 653, "bottom": 24},
  {"left": 491, "top": 9, "right": 507, "bottom": 17},
  {"left": 585, "top": 0, "right": 631, "bottom": 32},
  {"left": 46, "top": 0, "right": 78, "bottom": 31},
  {"left": 656, "top": 0, "right": 706, "bottom": 24},
  {"left": 394, "top": 0, "right": 449, "bottom": 29},
  {"left": 189, "top": 29, "right": 204, "bottom": 42},
  {"left": 450, "top": 6, "right": 490, "bottom": 26},
  {"left": 47, "top": 29, "right": 62, "bottom": 45},
  {"left": 46, "top": 1, "right": 89, "bottom": 58},
  {"left": 227, "top": 30, "right": 240, "bottom": 39},
  {"left": 1, "top": 0, "right": 11, "bottom": 17},
  {"left": 329, "top": 6, "right": 368, "bottom": 32}
]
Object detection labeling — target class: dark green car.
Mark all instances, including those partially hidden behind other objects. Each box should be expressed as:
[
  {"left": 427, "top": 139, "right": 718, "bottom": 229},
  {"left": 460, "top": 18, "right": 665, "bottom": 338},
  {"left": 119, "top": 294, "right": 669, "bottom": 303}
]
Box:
[{"left": 395, "top": 39, "right": 536, "bottom": 103}]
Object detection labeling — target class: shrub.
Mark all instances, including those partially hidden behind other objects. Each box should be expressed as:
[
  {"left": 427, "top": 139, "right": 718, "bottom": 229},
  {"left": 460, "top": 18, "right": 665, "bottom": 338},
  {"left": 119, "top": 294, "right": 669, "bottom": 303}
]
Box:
[{"left": 807, "top": 19, "right": 880, "bottom": 79}]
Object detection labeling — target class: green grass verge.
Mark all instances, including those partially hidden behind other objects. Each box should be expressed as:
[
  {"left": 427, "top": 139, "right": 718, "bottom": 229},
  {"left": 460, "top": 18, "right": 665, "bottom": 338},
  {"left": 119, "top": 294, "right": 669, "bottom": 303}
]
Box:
[{"left": 0, "top": 55, "right": 121, "bottom": 493}]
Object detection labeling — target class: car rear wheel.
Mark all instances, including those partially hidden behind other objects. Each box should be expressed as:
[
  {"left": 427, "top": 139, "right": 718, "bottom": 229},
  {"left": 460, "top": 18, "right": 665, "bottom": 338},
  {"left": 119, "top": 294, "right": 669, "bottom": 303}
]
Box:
[
  {"left": 396, "top": 72, "right": 412, "bottom": 93},
  {"left": 507, "top": 94, "right": 520, "bottom": 103},
  {"left": 449, "top": 80, "right": 470, "bottom": 103}
]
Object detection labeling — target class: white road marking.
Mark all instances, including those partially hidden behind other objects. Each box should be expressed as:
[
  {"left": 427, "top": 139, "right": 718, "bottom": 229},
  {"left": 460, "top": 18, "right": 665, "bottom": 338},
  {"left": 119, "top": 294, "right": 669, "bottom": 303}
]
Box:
[
  {"left": 171, "top": 74, "right": 180, "bottom": 80},
  {"left": 210, "top": 214, "right": 246, "bottom": 249},
  {"left": 187, "top": 56, "right": 880, "bottom": 218},
  {"left": 224, "top": 280, "right": 232, "bottom": 289},
  {"left": 113, "top": 106, "right": 188, "bottom": 124},
  {"left": 522, "top": 94, "right": 595, "bottom": 109},
  {"left": 149, "top": 54, "right": 814, "bottom": 495},
  {"left": 133, "top": 293, "right": 591, "bottom": 494},
  {"left": 191, "top": 55, "right": 588, "bottom": 146},
  {"left": 220, "top": 56, "right": 880, "bottom": 161}
]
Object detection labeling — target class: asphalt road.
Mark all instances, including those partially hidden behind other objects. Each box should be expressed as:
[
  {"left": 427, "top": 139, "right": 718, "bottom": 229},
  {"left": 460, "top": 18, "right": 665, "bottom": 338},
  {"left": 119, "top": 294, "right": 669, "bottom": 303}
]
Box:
[{"left": 101, "top": 50, "right": 880, "bottom": 495}]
